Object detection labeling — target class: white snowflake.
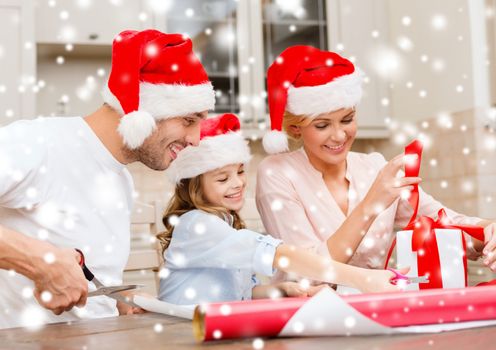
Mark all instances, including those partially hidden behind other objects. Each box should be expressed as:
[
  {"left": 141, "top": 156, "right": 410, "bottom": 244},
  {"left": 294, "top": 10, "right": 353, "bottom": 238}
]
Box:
[
  {"left": 344, "top": 316, "right": 356, "bottom": 329},
  {"left": 153, "top": 323, "right": 163, "bottom": 333},
  {"left": 292, "top": 321, "right": 305, "bottom": 333},
  {"left": 278, "top": 256, "right": 289, "bottom": 268},
  {"left": 21, "top": 287, "right": 33, "bottom": 299},
  {"left": 431, "top": 14, "right": 447, "bottom": 30},
  {"left": 401, "top": 16, "right": 412, "bottom": 26},
  {"left": 219, "top": 304, "right": 231, "bottom": 316},
  {"left": 212, "top": 329, "right": 222, "bottom": 339},
  {"left": 36, "top": 201, "right": 62, "bottom": 227},
  {"left": 43, "top": 252, "right": 55, "bottom": 264},
  {"left": 40, "top": 291, "right": 52, "bottom": 303},
  {"left": 184, "top": 287, "right": 196, "bottom": 300},
  {"left": 194, "top": 222, "right": 206, "bottom": 235},
  {"left": 271, "top": 200, "right": 283, "bottom": 211},
  {"left": 20, "top": 306, "right": 46, "bottom": 330},
  {"left": 252, "top": 338, "right": 264, "bottom": 349}
]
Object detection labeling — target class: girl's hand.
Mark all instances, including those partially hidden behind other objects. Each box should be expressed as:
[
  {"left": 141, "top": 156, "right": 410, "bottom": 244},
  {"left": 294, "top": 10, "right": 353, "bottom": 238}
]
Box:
[
  {"left": 279, "top": 281, "right": 328, "bottom": 297},
  {"left": 362, "top": 153, "right": 422, "bottom": 215},
  {"left": 483, "top": 223, "right": 496, "bottom": 271},
  {"left": 116, "top": 291, "right": 154, "bottom": 315},
  {"left": 356, "top": 267, "right": 410, "bottom": 293},
  {"left": 117, "top": 301, "right": 146, "bottom": 315}
]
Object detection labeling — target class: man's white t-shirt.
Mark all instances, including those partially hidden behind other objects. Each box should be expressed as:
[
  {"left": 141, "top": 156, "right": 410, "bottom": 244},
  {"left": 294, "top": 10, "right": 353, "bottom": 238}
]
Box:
[{"left": 0, "top": 117, "right": 134, "bottom": 329}]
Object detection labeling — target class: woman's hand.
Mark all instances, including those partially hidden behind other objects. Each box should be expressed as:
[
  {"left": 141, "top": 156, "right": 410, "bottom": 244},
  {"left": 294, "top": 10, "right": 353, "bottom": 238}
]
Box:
[
  {"left": 483, "top": 223, "right": 496, "bottom": 271},
  {"left": 278, "top": 281, "right": 328, "bottom": 297},
  {"left": 355, "top": 267, "right": 409, "bottom": 293},
  {"left": 362, "top": 153, "right": 422, "bottom": 216}
]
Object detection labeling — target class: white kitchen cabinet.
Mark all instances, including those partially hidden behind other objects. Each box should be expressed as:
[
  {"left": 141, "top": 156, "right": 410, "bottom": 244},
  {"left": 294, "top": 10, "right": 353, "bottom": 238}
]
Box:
[
  {"left": 34, "top": 0, "right": 153, "bottom": 45},
  {"left": 0, "top": 0, "right": 36, "bottom": 125},
  {"left": 158, "top": 0, "right": 333, "bottom": 134},
  {"left": 158, "top": 0, "right": 246, "bottom": 120},
  {"left": 32, "top": 0, "right": 390, "bottom": 137},
  {"left": 161, "top": 0, "right": 388, "bottom": 137},
  {"left": 327, "top": 0, "right": 390, "bottom": 136},
  {"left": 250, "top": 0, "right": 330, "bottom": 129}
]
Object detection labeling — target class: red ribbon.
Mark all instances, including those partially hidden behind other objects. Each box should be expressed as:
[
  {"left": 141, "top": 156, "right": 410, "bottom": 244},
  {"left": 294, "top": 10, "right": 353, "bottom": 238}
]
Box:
[{"left": 386, "top": 140, "right": 484, "bottom": 289}]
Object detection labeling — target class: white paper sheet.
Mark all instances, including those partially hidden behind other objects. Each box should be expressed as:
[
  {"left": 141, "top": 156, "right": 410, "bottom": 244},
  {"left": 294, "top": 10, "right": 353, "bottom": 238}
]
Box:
[
  {"left": 280, "top": 288, "right": 496, "bottom": 336},
  {"left": 134, "top": 296, "right": 196, "bottom": 320},
  {"left": 335, "top": 285, "right": 361, "bottom": 295}
]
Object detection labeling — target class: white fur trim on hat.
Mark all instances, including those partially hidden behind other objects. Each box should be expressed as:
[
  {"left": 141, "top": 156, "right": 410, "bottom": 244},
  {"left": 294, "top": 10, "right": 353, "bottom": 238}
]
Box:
[
  {"left": 118, "top": 110, "right": 156, "bottom": 149},
  {"left": 166, "top": 132, "right": 252, "bottom": 183},
  {"left": 286, "top": 68, "right": 364, "bottom": 117},
  {"left": 103, "top": 81, "right": 215, "bottom": 119},
  {"left": 262, "top": 130, "right": 289, "bottom": 154}
]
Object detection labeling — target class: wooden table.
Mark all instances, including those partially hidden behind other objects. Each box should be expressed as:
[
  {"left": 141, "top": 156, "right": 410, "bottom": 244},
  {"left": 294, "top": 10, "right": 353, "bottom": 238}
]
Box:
[{"left": 0, "top": 313, "right": 494, "bottom": 350}]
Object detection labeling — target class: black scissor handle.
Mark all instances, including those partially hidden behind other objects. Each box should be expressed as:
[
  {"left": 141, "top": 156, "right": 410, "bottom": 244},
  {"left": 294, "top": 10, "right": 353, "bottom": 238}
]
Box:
[{"left": 75, "top": 248, "right": 94, "bottom": 282}]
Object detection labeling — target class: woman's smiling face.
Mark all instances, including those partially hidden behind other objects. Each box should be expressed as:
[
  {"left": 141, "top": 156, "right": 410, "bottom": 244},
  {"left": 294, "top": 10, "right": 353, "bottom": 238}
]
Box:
[{"left": 292, "top": 107, "right": 357, "bottom": 167}]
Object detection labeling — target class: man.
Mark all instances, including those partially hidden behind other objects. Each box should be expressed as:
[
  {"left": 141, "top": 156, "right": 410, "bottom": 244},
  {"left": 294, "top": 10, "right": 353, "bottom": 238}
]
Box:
[{"left": 0, "top": 29, "right": 215, "bottom": 328}]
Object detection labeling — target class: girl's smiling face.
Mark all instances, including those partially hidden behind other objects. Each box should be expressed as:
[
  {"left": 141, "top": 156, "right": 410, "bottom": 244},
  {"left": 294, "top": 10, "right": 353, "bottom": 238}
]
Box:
[{"left": 201, "top": 163, "right": 247, "bottom": 212}]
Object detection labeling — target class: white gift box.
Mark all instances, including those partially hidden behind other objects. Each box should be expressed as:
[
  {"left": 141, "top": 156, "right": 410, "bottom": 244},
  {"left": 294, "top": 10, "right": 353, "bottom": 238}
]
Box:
[{"left": 396, "top": 228, "right": 467, "bottom": 291}]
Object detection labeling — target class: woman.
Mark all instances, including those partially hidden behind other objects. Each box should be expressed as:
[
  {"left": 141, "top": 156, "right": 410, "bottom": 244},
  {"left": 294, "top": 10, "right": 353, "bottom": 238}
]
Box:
[{"left": 255, "top": 45, "right": 496, "bottom": 282}]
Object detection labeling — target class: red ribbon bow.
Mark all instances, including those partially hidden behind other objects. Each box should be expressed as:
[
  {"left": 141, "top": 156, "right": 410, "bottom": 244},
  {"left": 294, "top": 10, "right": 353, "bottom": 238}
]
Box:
[{"left": 387, "top": 140, "right": 484, "bottom": 289}]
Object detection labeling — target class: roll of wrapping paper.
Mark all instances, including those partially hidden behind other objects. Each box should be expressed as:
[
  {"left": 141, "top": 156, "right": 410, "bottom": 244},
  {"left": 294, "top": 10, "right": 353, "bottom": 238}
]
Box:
[{"left": 193, "top": 285, "right": 496, "bottom": 341}]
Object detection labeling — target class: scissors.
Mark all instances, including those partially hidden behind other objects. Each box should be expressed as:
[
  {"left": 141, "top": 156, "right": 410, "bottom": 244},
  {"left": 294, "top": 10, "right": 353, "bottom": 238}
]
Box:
[
  {"left": 388, "top": 268, "right": 429, "bottom": 285},
  {"left": 76, "top": 249, "right": 142, "bottom": 308}
]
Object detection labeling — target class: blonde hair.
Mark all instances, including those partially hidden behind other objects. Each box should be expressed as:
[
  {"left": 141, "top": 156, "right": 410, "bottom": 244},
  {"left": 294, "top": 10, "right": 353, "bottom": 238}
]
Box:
[
  {"left": 282, "top": 111, "right": 312, "bottom": 140},
  {"left": 156, "top": 175, "right": 246, "bottom": 255}
]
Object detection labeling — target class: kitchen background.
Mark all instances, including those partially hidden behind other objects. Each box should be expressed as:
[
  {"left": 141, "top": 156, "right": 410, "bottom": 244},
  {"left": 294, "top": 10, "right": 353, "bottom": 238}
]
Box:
[{"left": 1, "top": 0, "right": 496, "bottom": 291}]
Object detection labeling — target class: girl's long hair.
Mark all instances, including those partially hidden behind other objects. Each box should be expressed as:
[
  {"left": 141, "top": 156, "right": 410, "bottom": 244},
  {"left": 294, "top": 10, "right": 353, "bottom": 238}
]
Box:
[{"left": 156, "top": 175, "right": 246, "bottom": 255}]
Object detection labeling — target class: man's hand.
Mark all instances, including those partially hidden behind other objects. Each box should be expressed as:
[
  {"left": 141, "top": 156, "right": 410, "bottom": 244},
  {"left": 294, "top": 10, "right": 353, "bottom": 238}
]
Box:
[{"left": 32, "top": 247, "right": 88, "bottom": 315}]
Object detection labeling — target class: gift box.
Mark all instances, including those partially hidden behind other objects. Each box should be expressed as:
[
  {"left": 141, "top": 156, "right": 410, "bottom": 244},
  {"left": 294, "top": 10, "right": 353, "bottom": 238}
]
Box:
[
  {"left": 388, "top": 140, "right": 485, "bottom": 290},
  {"left": 192, "top": 285, "right": 496, "bottom": 341}
]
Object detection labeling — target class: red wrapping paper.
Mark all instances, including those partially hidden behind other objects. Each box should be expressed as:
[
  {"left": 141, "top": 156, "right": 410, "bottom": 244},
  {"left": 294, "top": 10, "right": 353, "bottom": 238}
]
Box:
[{"left": 193, "top": 285, "right": 496, "bottom": 341}]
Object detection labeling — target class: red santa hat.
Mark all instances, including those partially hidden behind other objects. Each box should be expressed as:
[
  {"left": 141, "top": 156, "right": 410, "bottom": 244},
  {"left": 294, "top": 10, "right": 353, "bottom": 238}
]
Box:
[
  {"left": 102, "top": 29, "right": 215, "bottom": 149},
  {"left": 166, "top": 113, "right": 251, "bottom": 183},
  {"left": 263, "top": 45, "right": 364, "bottom": 154}
]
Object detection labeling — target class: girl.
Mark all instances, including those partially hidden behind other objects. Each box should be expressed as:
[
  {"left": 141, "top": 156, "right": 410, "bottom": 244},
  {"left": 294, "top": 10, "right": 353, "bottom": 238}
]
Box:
[
  {"left": 157, "top": 113, "right": 401, "bottom": 305},
  {"left": 256, "top": 45, "right": 496, "bottom": 283}
]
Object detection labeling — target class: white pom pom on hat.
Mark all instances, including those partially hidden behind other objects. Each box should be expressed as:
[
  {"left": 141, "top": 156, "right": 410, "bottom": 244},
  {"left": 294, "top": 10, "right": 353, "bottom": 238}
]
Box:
[
  {"left": 117, "top": 110, "right": 156, "bottom": 149},
  {"left": 262, "top": 129, "right": 289, "bottom": 154}
]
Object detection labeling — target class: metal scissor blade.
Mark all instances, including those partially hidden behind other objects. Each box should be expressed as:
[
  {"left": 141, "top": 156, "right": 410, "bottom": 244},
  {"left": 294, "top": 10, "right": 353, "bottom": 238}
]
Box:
[
  {"left": 408, "top": 276, "right": 429, "bottom": 283},
  {"left": 88, "top": 284, "right": 142, "bottom": 297},
  {"left": 106, "top": 291, "right": 142, "bottom": 309}
]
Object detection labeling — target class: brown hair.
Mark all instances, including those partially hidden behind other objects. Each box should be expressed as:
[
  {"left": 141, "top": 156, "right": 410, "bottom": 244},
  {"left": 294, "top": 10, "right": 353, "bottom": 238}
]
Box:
[
  {"left": 282, "top": 111, "right": 312, "bottom": 140},
  {"left": 156, "top": 175, "right": 246, "bottom": 255}
]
